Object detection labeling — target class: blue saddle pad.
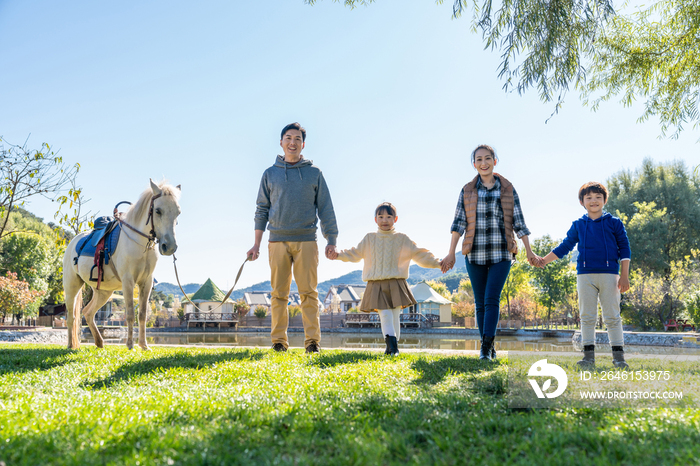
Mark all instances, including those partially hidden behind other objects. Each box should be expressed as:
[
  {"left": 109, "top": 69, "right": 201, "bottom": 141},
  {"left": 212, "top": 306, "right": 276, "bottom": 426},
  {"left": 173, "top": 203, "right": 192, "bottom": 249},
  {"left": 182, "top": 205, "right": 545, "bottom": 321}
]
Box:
[{"left": 75, "top": 224, "right": 122, "bottom": 265}]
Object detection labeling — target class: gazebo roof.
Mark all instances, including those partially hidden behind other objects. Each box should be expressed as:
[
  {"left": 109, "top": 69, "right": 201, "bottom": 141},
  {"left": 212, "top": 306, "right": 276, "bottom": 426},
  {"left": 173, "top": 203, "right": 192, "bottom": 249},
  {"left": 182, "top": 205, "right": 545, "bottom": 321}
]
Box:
[
  {"left": 189, "top": 278, "right": 234, "bottom": 303},
  {"left": 410, "top": 282, "right": 453, "bottom": 305}
]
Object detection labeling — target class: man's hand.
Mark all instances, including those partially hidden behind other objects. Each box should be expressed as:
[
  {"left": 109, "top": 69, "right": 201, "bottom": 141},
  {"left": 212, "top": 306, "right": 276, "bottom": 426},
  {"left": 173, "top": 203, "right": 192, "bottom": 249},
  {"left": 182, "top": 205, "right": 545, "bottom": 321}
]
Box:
[
  {"left": 247, "top": 245, "right": 260, "bottom": 261},
  {"left": 325, "top": 244, "right": 337, "bottom": 260}
]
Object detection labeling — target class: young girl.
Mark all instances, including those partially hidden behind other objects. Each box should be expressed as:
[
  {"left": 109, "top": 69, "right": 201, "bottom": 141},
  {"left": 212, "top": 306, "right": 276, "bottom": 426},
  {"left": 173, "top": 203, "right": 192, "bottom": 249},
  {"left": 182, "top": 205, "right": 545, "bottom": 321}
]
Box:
[
  {"left": 331, "top": 202, "right": 442, "bottom": 355},
  {"left": 441, "top": 144, "right": 539, "bottom": 360}
]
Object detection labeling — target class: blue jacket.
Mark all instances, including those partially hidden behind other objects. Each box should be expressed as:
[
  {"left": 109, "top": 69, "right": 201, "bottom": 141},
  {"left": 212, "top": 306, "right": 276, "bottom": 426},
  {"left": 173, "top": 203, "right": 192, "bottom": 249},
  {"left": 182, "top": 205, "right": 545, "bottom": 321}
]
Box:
[{"left": 552, "top": 212, "right": 631, "bottom": 275}]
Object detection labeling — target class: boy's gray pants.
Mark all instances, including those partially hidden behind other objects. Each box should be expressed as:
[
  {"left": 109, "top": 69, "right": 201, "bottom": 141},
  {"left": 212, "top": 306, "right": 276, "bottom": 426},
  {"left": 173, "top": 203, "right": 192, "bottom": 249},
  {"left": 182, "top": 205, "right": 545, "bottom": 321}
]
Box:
[{"left": 578, "top": 274, "right": 625, "bottom": 347}]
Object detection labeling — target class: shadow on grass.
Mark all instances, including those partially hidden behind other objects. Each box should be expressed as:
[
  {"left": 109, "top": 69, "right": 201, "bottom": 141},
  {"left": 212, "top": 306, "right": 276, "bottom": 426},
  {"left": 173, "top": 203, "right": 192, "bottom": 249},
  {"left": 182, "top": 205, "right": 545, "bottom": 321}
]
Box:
[
  {"left": 84, "top": 348, "right": 266, "bottom": 389},
  {"left": 305, "top": 350, "right": 386, "bottom": 368},
  {"left": 410, "top": 355, "right": 504, "bottom": 387},
  {"left": 0, "top": 346, "right": 74, "bottom": 375}
]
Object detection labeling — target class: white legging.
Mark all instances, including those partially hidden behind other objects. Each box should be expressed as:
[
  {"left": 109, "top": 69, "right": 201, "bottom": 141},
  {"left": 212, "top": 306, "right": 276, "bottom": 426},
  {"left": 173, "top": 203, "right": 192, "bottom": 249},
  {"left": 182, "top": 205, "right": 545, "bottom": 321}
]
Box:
[{"left": 378, "top": 307, "right": 402, "bottom": 340}]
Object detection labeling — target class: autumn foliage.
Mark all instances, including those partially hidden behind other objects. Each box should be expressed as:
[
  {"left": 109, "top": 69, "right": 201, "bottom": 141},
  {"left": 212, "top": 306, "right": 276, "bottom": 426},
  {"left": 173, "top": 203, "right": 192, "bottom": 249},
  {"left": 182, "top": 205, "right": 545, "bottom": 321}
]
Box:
[{"left": 0, "top": 272, "right": 44, "bottom": 321}]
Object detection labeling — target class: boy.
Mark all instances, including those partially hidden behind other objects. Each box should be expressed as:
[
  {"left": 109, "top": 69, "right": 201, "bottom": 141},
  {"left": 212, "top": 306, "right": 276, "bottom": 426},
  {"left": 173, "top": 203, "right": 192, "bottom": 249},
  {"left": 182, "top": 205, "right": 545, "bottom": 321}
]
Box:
[{"left": 539, "top": 182, "right": 631, "bottom": 368}]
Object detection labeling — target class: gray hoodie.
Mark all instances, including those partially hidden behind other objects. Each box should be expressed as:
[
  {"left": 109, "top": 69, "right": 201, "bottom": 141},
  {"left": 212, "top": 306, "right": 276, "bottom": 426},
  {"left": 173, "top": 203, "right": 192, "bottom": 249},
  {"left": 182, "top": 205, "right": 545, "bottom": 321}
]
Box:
[{"left": 254, "top": 155, "right": 338, "bottom": 245}]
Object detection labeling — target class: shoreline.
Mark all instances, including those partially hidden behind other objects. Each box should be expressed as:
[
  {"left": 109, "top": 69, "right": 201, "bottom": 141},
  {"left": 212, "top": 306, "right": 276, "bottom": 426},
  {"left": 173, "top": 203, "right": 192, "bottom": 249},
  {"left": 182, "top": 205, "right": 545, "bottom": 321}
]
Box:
[{"left": 2, "top": 327, "right": 699, "bottom": 348}]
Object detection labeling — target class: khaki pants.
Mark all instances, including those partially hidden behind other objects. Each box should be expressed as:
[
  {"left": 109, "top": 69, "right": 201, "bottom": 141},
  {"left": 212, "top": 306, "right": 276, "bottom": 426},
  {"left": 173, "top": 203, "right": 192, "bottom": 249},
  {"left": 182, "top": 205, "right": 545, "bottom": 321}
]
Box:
[
  {"left": 269, "top": 241, "right": 320, "bottom": 348},
  {"left": 578, "top": 274, "right": 625, "bottom": 347}
]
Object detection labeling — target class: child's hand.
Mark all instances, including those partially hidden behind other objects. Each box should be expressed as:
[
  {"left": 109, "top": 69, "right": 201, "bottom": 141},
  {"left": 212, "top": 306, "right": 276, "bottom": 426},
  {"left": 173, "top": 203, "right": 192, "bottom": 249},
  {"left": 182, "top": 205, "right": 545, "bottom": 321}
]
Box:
[
  {"left": 527, "top": 253, "right": 541, "bottom": 268},
  {"left": 440, "top": 253, "right": 455, "bottom": 273},
  {"left": 618, "top": 275, "right": 630, "bottom": 293}
]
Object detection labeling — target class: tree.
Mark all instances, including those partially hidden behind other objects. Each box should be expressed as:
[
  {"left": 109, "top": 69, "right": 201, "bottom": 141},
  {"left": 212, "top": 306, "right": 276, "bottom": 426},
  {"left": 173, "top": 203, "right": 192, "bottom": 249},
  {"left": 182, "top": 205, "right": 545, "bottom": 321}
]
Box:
[
  {"left": 288, "top": 305, "right": 302, "bottom": 318},
  {"left": 234, "top": 300, "right": 251, "bottom": 317},
  {"left": 253, "top": 306, "right": 268, "bottom": 324},
  {"left": 450, "top": 277, "right": 473, "bottom": 303},
  {"left": 163, "top": 294, "right": 175, "bottom": 309},
  {"left": 607, "top": 159, "right": 700, "bottom": 277},
  {"left": 426, "top": 280, "right": 451, "bottom": 299},
  {"left": 431, "top": 272, "right": 470, "bottom": 294},
  {"left": 530, "top": 235, "right": 577, "bottom": 322},
  {"left": 0, "top": 138, "right": 80, "bottom": 239},
  {"left": 53, "top": 175, "right": 94, "bottom": 236},
  {"left": 0, "top": 272, "right": 44, "bottom": 324},
  {"left": 622, "top": 252, "right": 699, "bottom": 330},
  {"left": 501, "top": 246, "right": 534, "bottom": 321},
  {"left": 309, "top": 0, "right": 699, "bottom": 137},
  {"left": 0, "top": 209, "right": 63, "bottom": 305},
  {"left": 685, "top": 289, "right": 700, "bottom": 328}
]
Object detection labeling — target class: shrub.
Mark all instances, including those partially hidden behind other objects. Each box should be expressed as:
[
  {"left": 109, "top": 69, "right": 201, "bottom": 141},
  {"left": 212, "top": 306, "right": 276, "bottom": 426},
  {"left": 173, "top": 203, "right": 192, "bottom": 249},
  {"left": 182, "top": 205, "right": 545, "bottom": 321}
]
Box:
[
  {"left": 685, "top": 290, "right": 700, "bottom": 327},
  {"left": 451, "top": 301, "right": 474, "bottom": 318},
  {"left": 234, "top": 301, "right": 251, "bottom": 317},
  {"left": 253, "top": 306, "right": 267, "bottom": 319},
  {"left": 288, "top": 305, "right": 302, "bottom": 318}
]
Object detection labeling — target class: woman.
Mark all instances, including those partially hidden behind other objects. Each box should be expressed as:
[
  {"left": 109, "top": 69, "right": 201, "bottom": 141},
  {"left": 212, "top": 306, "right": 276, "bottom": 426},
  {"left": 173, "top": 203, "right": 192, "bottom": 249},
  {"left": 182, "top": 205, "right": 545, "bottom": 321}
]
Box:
[{"left": 441, "top": 144, "right": 539, "bottom": 360}]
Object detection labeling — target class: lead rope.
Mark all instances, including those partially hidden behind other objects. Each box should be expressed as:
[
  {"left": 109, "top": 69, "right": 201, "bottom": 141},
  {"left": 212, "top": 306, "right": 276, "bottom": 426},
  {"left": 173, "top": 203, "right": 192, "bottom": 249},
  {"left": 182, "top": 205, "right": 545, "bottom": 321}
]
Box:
[{"left": 173, "top": 255, "right": 250, "bottom": 313}]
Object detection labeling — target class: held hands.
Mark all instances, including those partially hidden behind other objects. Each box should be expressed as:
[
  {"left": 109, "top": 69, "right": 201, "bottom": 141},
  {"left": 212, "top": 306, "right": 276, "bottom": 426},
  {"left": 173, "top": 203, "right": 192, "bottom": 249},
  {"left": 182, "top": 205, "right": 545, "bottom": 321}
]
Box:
[
  {"left": 326, "top": 244, "right": 338, "bottom": 260},
  {"left": 440, "top": 253, "right": 456, "bottom": 273},
  {"left": 526, "top": 251, "right": 545, "bottom": 268}
]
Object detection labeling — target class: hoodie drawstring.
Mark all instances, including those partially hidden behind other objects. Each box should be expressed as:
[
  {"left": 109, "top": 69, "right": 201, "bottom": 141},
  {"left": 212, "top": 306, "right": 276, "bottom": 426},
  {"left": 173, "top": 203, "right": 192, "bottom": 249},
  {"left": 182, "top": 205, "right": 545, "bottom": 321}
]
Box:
[{"left": 281, "top": 157, "right": 304, "bottom": 182}]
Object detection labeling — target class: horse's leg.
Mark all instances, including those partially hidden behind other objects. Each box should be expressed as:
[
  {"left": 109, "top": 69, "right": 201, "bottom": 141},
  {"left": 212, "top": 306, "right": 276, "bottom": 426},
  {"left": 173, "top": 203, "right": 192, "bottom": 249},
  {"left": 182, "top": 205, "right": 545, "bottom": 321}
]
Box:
[
  {"left": 137, "top": 279, "right": 153, "bottom": 351},
  {"left": 122, "top": 278, "right": 136, "bottom": 350},
  {"left": 64, "top": 272, "right": 84, "bottom": 350},
  {"left": 84, "top": 289, "right": 112, "bottom": 348}
]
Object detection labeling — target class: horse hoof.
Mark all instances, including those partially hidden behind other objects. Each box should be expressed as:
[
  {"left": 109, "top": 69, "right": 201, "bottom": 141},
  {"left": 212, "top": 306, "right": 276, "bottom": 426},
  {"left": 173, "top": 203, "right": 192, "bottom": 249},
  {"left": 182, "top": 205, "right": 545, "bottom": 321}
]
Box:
[
  {"left": 126, "top": 341, "right": 134, "bottom": 350},
  {"left": 95, "top": 341, "right": 104, "bottom": 349},
  {"left": 140, "top": 345, "right": 151, "bottom": 351}
]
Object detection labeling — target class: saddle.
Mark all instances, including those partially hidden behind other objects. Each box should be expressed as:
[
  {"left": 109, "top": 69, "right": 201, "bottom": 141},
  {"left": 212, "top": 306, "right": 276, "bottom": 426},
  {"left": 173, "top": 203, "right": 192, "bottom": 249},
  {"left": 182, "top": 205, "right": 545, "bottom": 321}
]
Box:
[{"left": 74, "top": 215, "right": 122, "bottom": 289}]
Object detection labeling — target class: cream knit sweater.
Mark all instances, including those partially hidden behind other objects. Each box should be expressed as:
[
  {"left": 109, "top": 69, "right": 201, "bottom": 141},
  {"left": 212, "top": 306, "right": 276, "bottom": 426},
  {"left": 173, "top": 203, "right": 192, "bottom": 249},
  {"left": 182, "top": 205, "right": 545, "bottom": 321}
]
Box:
[{"left": 336, "top": 228, "right": 441, "bottom": 281}]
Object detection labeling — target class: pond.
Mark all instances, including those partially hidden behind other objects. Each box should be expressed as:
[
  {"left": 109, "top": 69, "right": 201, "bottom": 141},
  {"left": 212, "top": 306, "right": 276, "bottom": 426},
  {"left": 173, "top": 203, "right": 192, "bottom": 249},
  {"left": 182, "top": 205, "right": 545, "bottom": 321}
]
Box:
[{"left": 82, "top": 331, "right": 700, "bottom": 355}]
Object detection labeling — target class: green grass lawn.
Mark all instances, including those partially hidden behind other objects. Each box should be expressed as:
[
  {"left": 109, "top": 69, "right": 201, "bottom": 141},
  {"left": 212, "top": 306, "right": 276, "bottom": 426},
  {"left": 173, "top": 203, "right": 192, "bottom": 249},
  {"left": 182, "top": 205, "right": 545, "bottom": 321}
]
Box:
[{"left": 0, "top": 344, "right": 699, "bottom": 465}]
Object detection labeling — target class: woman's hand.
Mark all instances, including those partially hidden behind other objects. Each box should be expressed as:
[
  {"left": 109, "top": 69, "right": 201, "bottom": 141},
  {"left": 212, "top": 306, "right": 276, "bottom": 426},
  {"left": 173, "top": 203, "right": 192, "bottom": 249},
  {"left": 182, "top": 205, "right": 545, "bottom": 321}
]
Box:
[
  {"left": 440, "top": 253, "right": 456, "bottom": 273},
  {"left": 526, "top": 250, "right": 541, "bottom": 268}
]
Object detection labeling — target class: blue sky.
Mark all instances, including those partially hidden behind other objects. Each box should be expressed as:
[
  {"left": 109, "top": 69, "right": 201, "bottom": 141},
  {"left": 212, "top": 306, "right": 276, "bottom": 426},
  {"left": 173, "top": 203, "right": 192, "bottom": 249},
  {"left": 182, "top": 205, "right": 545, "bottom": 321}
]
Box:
[{"left": 1, "top": 0, "right": 698, "bottom": 290}]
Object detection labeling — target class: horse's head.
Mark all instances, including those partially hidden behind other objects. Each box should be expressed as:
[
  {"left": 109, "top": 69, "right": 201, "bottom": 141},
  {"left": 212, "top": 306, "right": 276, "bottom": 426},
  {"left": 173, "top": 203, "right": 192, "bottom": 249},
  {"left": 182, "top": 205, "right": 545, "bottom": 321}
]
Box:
[{"left": 149, "top": 179, "right": 181, "bottom": 256}]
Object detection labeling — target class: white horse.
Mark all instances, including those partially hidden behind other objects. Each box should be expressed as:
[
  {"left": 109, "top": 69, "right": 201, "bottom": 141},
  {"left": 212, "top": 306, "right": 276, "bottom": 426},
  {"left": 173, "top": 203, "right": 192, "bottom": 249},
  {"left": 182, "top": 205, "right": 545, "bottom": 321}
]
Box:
[{"left": 63, "top": 179, "right": 181, "bottom": 350}]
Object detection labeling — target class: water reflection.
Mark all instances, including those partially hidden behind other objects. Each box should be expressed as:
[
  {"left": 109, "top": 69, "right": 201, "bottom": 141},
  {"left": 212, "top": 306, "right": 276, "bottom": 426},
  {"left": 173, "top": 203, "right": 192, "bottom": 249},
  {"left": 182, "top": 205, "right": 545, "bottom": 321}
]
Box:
[{"left": 81, "top": 331, "right": 700, "bottom": 355}]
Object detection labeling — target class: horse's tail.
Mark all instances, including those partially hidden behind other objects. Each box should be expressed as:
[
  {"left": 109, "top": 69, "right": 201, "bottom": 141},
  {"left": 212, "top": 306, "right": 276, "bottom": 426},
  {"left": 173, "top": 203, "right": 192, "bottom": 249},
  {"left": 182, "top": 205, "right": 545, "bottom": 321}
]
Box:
[{"left": 68, "top": 287, "right": 82, "bottom": 350}]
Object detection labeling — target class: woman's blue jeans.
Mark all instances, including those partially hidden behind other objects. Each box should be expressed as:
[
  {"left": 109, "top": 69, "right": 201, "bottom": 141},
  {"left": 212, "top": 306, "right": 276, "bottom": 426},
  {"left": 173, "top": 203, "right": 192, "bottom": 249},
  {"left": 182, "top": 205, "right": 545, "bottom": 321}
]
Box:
[{"left": 465, "top": 257, "right": 512, "bottom": 338}]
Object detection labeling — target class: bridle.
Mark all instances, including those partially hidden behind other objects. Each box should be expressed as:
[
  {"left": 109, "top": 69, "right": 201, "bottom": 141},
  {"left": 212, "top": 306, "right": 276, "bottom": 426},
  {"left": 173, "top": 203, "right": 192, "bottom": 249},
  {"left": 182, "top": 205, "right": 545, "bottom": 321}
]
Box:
[{"left": 114, "top": 193, "right": 162, "bottom": 250}]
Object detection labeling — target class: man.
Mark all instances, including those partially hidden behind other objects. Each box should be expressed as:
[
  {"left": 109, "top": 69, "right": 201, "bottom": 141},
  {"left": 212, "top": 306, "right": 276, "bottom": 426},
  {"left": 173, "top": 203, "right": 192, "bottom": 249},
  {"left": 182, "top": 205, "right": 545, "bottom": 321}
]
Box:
[{"left": 247, "top": 122, "right": 338, "bottom": 353}]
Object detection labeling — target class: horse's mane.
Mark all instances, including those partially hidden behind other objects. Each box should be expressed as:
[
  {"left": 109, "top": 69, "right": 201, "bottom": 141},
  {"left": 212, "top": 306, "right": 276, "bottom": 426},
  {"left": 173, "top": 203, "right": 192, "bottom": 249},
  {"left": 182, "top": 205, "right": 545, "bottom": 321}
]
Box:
[{"left": 125, "top": 181, "right": 180, "bottom": 222}]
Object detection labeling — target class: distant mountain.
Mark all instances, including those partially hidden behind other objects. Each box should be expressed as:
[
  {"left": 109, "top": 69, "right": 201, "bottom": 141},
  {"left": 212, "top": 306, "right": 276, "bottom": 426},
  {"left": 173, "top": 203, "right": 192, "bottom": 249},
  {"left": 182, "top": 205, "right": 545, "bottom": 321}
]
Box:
[
  {"left": 156, "top": 253, "right": 466, "bottom": 300},
  {"left": 154, "top": 282, "right": 201, "bottom": 297}
]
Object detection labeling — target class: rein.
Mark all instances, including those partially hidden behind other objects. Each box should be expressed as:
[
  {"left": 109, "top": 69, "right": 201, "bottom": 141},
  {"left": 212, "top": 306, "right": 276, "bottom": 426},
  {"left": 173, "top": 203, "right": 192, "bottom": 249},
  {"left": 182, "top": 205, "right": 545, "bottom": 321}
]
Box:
[{"left": 173, "top": 255, "right": 250, "bottom": 313}]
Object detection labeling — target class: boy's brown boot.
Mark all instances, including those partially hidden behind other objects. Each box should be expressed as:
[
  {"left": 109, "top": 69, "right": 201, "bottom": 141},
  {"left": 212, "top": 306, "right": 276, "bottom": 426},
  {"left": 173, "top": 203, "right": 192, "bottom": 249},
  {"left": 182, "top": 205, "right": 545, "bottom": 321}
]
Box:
[
  {"left": 576, "top": 345, "right": 595, "bottom": 368},
  {"left": 612, "top": 346, "right": 629, "bottom": 369}
]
